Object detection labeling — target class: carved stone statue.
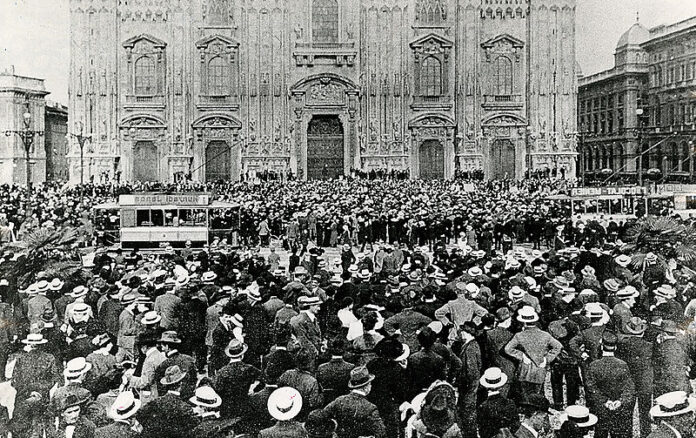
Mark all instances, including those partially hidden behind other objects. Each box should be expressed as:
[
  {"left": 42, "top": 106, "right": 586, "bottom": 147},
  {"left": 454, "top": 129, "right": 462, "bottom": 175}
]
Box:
[{"left": 369, "top": 122, "right": 378, "bottom": 142}]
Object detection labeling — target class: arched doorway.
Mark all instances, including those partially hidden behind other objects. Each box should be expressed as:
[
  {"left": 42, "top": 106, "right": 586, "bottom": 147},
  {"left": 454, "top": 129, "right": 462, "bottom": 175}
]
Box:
[
  {"left": 419, "top": 140, "right": 445, "bottom": 179},
  {"left": 205, "top": 141, "right": 231, "bottom": 182},
  {"left": 490, "top": 139, "right": 515, "bottom": 179},
  {"left": 133, "top": 141, "right": 158, "bottom": 181},
  {"left": 307, "top": 115, "right": 344, "bottom": 180}
]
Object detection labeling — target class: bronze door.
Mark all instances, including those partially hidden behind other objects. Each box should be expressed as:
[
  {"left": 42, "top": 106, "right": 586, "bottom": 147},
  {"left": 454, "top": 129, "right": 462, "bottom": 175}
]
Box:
[
  {"left": 133, "top": 141, "right": 158, "bottom": 182},
  {"left": 419, "top": 140, "right": 445, "bottom": 179},
  {"left": 307, "top": 115, "right": 344, "bottom": 180},
  {"left": 490, "top": 139, "right": 516, "bottom": 179},
  {"left": 205, "top": 141, "right": 231, "bottom": 182}
]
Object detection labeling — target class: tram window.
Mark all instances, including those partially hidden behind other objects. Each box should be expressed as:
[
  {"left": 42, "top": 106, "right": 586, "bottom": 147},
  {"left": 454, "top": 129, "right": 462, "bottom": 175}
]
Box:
[
  {"left": 150, "top": 209, "right": 164, "bottom": 226},
  {"left": 136, "top": 210, "right": 151, "bottom": 226},
  {"left": 193, "top": 209, "right": 206, "bottom": 226},
  {"left": 179, "top": 209, "right": 194, "bottom": 226},
  {"left": 164, "top": 209, "right": 178, "bottom": 227},
  {"left": 686, "top": 196, "right": 696, "bottom": 209}
]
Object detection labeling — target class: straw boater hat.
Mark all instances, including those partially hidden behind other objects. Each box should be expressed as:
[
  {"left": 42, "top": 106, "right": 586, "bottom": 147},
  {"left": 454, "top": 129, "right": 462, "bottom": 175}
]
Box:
[
  {"left": 585, "top": 303, "right": 610, "bottom": 326},
  {"left": 160, "top": 365, "right": 187, "bottom": 386},
  {"left": 267, "top": 387, "right": 303, "bottom": 421},
  {"left": 49, "top": 278, "right": 64, "bottom": 291},
  {"left": 141, "top": 311, "right": 162, "bottom": 326},
  {"left": 645, "top": 252, "right": 658, "bottom": 264},
  {"left": 508, "top": 286, "right": 525, "bottom": 302},
  {"left": 480, "top": 367, "right": 508, "bottom": 390},
  {"left": 467, "top": 266, "right": 483, "bottom": 277},
  {"left": 70, "top": 285, "right": 88, "bottom": 299},
  {"left": 22, "top": 333, "right": 48, "bottom": 345},
  {"left": 298, "top": 296, "right": 321, "bottom": 309},
  {"left": 189, "top": 385, "right": 222, "bottom": 409},
  {"left": 562, "top": 405, "right": 598, "bottom": 428},
  {"left": 348, "top": 366, "right": 375, "bottom": 389},
  {"left": 358, "top": 269, "right": 372, "bottom": 280},
  {"left": 516, "top": 306, "right": 539, "bottom": 324},
  {"left": 615, "top": 254, "right": 632, "bottom": 268},
  {"left": 225, "top": 339, "right": 248, "bottom": 358},
  {"left": 655, "top": 284, "right": 677, "bottom": 300},
  {"left": 63, "top": 357, "right": 92, "bottom": 379},
  {"left": 36, "top": 280, "right": 50, "bottom": 294},
  {"left": 650, "top": 391, "right": 696, "bottom": 418},
  {"left": 109, "top": 390, "right": 141, "bottom": 421},
  {"left": 201, "top": 271, "right": 217, "bottom": 283},
  {"left": 603, "top": 279, "right": 620, "bottom": 293},
  {"left": 616, "top": 286, "right": 639, "bottom": 301}
]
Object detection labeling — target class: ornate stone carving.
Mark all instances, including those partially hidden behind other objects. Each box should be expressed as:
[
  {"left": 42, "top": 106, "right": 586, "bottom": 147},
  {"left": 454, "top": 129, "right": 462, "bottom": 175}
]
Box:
[{"left": 307, "top": 82, "right": 345, "bottom": 105}]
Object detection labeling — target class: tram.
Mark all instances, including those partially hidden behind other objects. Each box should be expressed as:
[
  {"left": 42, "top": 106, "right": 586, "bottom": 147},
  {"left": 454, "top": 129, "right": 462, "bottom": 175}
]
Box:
[
  {"left": 93, "top": 192, "right": 239, "bottom": 249},
  {"left": 555, "top": 186, "right": 649, "bottom": 221}
]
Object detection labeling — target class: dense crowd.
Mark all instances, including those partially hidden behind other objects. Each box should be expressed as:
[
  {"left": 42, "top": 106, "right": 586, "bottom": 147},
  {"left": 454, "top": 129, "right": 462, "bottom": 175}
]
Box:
[{"left": 0, "top": 178, "right": 693, "bottom": 438}]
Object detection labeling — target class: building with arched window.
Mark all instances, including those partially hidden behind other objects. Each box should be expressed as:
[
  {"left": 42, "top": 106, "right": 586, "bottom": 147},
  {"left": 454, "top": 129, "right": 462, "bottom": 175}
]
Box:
[{"left": 68, "top": 0, "right": 578, "bottom": 182}]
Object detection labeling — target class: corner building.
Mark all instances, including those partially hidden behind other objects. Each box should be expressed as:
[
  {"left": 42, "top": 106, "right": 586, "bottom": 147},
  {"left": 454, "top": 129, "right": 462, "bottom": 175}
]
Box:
[{"left": 68, "top": 0, "right": 577, "bottom": 182}]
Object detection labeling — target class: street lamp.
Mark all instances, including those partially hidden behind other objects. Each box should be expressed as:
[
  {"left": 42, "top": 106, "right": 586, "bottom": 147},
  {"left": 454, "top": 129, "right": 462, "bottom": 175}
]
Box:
[
  {"left": 5, "top": 100, "right": 44, "bottom": 189},
  {"left": 68, "top": 121, "right": 92, "bottom": 201}
]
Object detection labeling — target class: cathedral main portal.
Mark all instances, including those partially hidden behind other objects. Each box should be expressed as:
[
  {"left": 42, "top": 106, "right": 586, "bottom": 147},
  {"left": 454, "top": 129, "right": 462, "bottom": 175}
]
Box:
[{"left": 306, "top": 115, "right": 344, "bottom": 180}]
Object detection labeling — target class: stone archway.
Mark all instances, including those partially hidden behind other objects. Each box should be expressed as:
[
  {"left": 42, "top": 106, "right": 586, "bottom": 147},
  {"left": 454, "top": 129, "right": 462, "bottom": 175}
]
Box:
[
  {"left": 119, "top": 114, "right": 167, "bottom": 182},
  {"left": 290, "top": 74, "right": 359, "bottom": 180},
  {"left": 192, "top": 113, "right": 242, "bottom": 182},
  {"left": 408, "top": 114, "right": 456, "bottom": 179},
  {"left": 481, "top": 114, "right": 526, "bottom": 180},
  {"left": 306, "top": 115, "right": 344, "bottom": 180}
]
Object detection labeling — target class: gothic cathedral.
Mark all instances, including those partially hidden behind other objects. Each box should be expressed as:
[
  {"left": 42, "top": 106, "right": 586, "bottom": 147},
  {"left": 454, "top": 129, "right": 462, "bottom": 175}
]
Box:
[{"left": 68, "top": 0, "right": 578, "bottom": 182}]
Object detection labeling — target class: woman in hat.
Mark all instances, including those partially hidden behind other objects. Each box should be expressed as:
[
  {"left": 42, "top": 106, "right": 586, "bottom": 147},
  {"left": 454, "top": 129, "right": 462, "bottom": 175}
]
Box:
[
  {"left": 409, "top": 381, "right": 461, "bottom": 438},
  {"left": 45, "top": 392, "right": 95, "bottom": 438}
]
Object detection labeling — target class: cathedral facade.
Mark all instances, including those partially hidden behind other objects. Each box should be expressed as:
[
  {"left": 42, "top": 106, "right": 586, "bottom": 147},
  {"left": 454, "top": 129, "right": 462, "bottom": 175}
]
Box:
[{"left": 68, "top": 0, "right": 578, "bottom": 182}]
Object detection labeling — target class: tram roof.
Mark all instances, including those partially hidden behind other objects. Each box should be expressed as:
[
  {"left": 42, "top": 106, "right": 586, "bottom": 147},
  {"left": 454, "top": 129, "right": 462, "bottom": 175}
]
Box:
[{"left": 92, "top": 200, "right": 239, "bottom": 210}]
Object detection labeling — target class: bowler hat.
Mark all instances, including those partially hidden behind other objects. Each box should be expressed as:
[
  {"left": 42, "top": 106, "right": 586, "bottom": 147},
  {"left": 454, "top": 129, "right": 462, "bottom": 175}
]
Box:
[{"left": 348, "top": 366, "right": 375, "bottom": 389}]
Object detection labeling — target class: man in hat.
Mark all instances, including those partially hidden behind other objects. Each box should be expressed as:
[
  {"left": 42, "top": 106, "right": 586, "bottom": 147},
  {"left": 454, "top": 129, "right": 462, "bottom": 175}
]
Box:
[
  {"left": 515, "top": 394, "right": 551, "bottom": 438},
  {"left": 434, "top": 282, "right": 488, "bottom": 342},
  {"left": 117, "top": 293, "right": 146, "bottom": 361},
  {"left": 47, "top": 392, "right": 96, "bottom": 438},
  {"left": 213, "top": 340, "right": 262, "bottom": 419},
  {"left": 12, "top": 333, "right": 61, "bottom": 413},
  {"left": 290, "top": 296, "right": 323, "bottom": 357},
  {"left": 258, "top": 387, "right": 306, "bottom": 438},
  {"left": 612, "top": 286, "right": 639, "bottom": 335},
  {"left": 97, "top": 287, "right": 123, "bottom": 338},
  {"left": 366, "top": 336, "right": 410, "bottom": 437},
  {"left": 26, "top": 280, "right": 53, "bottom": 325},
  {"left": 482, "top": 307, "right": 515, "bottom": 396},
  {"left": 317, "top": 338, "right": 355, "bottom": 403},
  {"left": 208, "top": 301, "right": 244, "bottom": 376},
  {"left": 504, "top": 306, "right": 562, "bottom": 398},
  {"left": 616, "top": 317, "right": 653, "bottom": 438},
  {"left": 189, "top": 385, "right": 238, "bottom": 438},
  {"left": 154, "top": 331, "right": 196, "bottom": 400},
  {"left": 558, "top": 405, "right": 598, "bottom": 437},
  {"left": 585, "top": 332, "right": 635, "bottom": 438},
  {"left": 136, "top": 365, "right": 200, "bottom": 438},
  {"left": 383, "top": 295, "right": 433, "bottom": 352},
  {"left": 653, "top": 320, "right": 691, "bottom": 398},
  {"left": 240, "top": 282, "right": 270, "bottom": 369},
  {"left": 477, "top": 367, "right": 520, "bottom": 438},
  {"left": 648, "top": 391, "right": 696, "bottom": 438},
  {"left": 324, "top": 366, "right": 386, "bottom": 438},
  {"left": 94, "top": 390, "right": 141, "bottom": 438},
  {"left": 570, "top": 303, "right": 610, "bottom": 369},
  {"left": 126, "top": 332, "right": 165, "bottom": 400},
  {"left": 652, "top": 285, "right": 683, "bottom": 323},
  {"left": 154, "top": 278, "right": 181, "bottom": 331},
  {"left": 277, "top": 348, "right": 323, "bottom": 420},
  {"left": 457, "top": 320, "right": 482, "bottom": 437}
]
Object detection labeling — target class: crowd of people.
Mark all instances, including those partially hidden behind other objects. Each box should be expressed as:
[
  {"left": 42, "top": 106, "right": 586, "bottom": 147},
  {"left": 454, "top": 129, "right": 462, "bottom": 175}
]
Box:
[{"left": 0, "top": 177, "right": 693, "bottom": 438}]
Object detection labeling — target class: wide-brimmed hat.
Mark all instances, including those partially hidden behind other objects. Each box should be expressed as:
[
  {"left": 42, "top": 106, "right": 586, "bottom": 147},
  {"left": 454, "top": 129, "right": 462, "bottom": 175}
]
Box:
[
  {"left": 225, "top": 339, "right": 248, "bottom": 358},
  {"left": 201, "top": 271, "right": 217, "bottom": 282},
  {"left": 584, "top": 303, "right": 610, "bottom": 326},
  {"left": 160, "top": 365, "right": 186, "bottom": 386},
  {"left": 625, "top": 317, "right": 647, "bottom": 336},
  {"left": 267, "top": 387, "right": 303, "bottom": 421},
  {"left": 650, "top": 391, "right": 696, "bottom": 418},
  {"left": 189, "top": 385, "right": 222, "bottom": 409},
  {"left": 655, "top": 284, "right": 676, "bottom": 299},
  {"left": 63, "top": 357, "right": 92, "bottom": 379},
  {"left": 516, "top": 306, "right": 539, "bottom": 324},
  {"left": 563, "top": 405, "right": 598, "bottom": 428},
  {"left": 616, "top": 286, "right": 639, "bottom": 300},
  {"left": 615, "top": 254, "right": 632, "bottom": 267},
  {"left": 109, "top": 390, "right": 141, "bottom": 420},
  {"left": 158, "top": 330, "right": 182, "bottom": 344},
  {"left": 141, "top": 311, "right": 161, "bottom": 326},
  {"left": 305, "top": 409, "right": 338, "bottom": 438},
  {"left": 70, "top": 285, "right": 88, "bottom": 299},
  {"left": 348, "top": 366, "right": 375, "bottom": 389},
  {"left": 480, "top": 367, "right": 508, "bottom": 389},
  {"left": 55, "top": 393, "right": 88, "bottom": 412},
  {"left": 22, "top": 333, "right": 48, "bottom": 345},
  {"left": 603, "top": 279, "right": 620, "bottom": 293},
  {"left": 49, "top": 278, "right": 64, "bottom": 291}
]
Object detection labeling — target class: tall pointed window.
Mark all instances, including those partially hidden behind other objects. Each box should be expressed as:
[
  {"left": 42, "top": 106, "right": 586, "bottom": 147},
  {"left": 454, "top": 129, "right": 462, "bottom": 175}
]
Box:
[
  {"left": 134, "top": 56, "right": 156, "bottom": 95},
  {"left": 421, "top": 56, "right": 442, "bottom": 96},
  {"left": 312, "top": 0, "right": 339, "bottom": 44},
  {"left": 208, "top": 0, "right": 229, "bottom": 25},
  {"left": 494, "top": 56, "right": 513, "bottom": 95},
  {"left": 208, "top": 56, "right": 227, "bottom": 95}
]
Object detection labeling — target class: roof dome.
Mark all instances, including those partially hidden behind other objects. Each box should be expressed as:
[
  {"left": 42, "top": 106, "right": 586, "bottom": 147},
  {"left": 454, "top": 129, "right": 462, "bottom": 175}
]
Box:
[{"left": 616, "top": 22, "right": 649, "bottom": 49}]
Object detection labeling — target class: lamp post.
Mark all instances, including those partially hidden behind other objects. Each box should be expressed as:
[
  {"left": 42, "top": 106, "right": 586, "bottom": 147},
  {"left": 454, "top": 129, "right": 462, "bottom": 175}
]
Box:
[
  {"left": 690, "top": 140, "right": 695, "bottom": 183},
  {"left": 4, "top": 100, "right": 43, "bottom": 189},
  {"left": 68, "top": 122, "right": 92, "bottom": 201}
]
